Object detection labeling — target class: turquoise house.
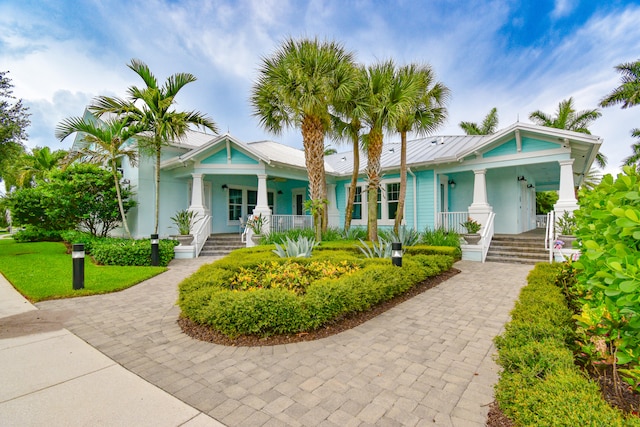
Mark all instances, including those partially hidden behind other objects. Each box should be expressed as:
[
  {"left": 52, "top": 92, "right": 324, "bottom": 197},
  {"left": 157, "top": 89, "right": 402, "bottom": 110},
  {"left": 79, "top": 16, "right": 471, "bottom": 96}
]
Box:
[{"left": 90, "top": 121, "right": 601, "bottom": 260}]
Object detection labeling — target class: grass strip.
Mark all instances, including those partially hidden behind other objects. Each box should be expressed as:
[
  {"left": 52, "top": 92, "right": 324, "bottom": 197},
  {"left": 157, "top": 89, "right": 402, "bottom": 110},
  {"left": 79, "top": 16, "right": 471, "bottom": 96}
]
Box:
[{"left": 0, "top": 239, "right": 166, "bottom": 302}]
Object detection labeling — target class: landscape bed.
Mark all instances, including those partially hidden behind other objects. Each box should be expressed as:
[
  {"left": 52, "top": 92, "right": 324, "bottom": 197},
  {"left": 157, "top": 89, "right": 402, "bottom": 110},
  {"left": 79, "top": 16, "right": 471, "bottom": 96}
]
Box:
[{"left": 178, "top": 245, "right": 455, "bottom": 342}]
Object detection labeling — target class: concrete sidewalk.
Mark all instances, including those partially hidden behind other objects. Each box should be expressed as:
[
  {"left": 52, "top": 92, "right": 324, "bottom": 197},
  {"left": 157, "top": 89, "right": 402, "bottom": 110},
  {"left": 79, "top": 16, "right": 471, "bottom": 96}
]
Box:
[
  {"left": 1, "top": 256, "right": 533, "bottom": 426},
  {"left": 0, "top": 262, "right": 224, "bottom": 426}
]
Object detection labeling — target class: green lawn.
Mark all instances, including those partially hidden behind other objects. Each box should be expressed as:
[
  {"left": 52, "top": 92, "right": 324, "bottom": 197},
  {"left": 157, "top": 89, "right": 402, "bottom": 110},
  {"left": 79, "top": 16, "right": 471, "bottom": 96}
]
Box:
[{"left": 0, "top": 239, "right": 167, "bottom": 302}]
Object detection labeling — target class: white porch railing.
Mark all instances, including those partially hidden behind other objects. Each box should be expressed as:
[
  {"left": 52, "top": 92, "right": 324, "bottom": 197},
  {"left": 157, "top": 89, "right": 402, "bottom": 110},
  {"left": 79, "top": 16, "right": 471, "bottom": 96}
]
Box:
[
  {"left": 271, "top": 215, "right": 313, "bottom": 233},
  {"left": 545, "top": 211, "right": 554, "bottom": 262},
  {"left": 437, "top": 211, "right": 469, "bottom": 233},
  {"left": 536, "top": 214, "right": 548, "bottom": 229},
  {"left": 480, "top": 212, "right": 496, "bottom": 263},
  {"left": 192, "top": 214, "right": 211, "bottom": 257}
]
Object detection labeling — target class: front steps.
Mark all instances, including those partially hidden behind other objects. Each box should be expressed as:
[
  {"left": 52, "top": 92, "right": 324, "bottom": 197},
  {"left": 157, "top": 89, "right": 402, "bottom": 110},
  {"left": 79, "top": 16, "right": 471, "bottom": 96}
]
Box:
[
  {"left": 199, "top": 233, "right": 244, "bottom": 257},
  {"left": 486, "top": 233, "right": 549, "bottom": 264}
]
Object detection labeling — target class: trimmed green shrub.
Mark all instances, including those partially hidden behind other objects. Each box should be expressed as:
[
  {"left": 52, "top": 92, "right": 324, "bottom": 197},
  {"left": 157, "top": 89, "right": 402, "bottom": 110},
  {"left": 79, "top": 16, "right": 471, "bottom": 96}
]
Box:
[
  {"left": 178, "top": 250, "right": 453, "bottom": 338},
  {"left": 493, "top": 262, "right": 640, "bottom": 426},
  {"left": 60, "top": 230, "right": 102, "bottom": 253},
  {"left": 13, "top": 227, "right": 62, "bottom": 242},
  {"left": 91, "top": 238, "right": 178, "bottom": 266}
]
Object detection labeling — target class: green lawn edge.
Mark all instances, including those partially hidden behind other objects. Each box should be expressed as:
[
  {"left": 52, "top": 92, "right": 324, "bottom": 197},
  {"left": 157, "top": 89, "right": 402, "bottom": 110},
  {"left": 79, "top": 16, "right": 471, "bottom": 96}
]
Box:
[{"left": 0, "top": 239, "right": 167, "bottom": 302}]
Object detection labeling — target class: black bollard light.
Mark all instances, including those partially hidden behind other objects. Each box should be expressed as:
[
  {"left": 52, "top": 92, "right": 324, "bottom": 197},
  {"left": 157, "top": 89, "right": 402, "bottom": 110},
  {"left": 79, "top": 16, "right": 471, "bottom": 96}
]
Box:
[
  {"left": 72, "top": 243, "right": 85, "bottom": 290},
  {"left": 151, "top": 234, "right": 159, "bottom": 266},
  {"left": 391, "top": 242, "right": 402, "bottom": 267}
]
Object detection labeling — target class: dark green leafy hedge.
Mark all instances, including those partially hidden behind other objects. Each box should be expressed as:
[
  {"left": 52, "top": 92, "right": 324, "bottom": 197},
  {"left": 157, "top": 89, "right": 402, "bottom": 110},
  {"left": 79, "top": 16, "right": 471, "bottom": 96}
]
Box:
[
  {"left": 13, "top": 227, "right": 63, "bottom": 242},
  {"left": 493, "top": 263, "right": 640, "bottom": 426},
  {"left": 91, "top": 238, "right": 178, "bottom": 267},
  {"left": 178, "top": 247, "right": 453, "bottom": 338}
]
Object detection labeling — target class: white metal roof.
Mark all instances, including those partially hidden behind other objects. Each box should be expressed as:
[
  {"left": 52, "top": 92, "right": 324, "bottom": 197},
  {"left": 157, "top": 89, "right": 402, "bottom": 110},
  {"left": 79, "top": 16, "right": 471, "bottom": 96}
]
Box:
[{"left": 162, "top": 122, "right": 601, "bottom": 177}]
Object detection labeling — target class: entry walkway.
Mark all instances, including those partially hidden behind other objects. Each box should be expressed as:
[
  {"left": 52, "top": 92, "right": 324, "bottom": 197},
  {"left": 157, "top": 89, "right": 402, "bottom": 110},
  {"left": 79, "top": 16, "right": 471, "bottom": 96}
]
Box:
[{"left": 2, "top": 258, "right": 532, "bottom": 426}]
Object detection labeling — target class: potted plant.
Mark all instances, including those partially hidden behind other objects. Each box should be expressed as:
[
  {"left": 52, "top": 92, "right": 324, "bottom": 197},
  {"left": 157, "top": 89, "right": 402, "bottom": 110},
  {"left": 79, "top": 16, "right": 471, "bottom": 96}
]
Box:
[
  {"left": 460, "top": 217, "right": 482, "bottom": 245},
  {"left": 555, "top": 210, "right": 577, "bottom": 247},
  {"left": 170, "top": 209, "right": 201, "bottom": 245},
  {"left": 246, "top": 213, "right": 268, "bottom": 244}
]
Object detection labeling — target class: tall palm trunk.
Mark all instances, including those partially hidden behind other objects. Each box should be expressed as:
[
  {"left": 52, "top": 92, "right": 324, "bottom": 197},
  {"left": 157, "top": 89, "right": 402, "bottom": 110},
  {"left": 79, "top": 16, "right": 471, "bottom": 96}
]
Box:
[
  {"left": 302, "top": 115, "right": 327, "bottom": 238},
  {"left": 367, "top": 127, "right": 383, "bottom": 241},
  {"left": 394, "top": 131, "right": 408, "bottom": 233},
  {"left": 154, "top": 139, "right": 161, "bottom": 234},
  {"left": 110, "top": 158, "right": 132, "bottom": 238},
  {"left": 344, "top": 131, "right": 360, "bottom": 231}
]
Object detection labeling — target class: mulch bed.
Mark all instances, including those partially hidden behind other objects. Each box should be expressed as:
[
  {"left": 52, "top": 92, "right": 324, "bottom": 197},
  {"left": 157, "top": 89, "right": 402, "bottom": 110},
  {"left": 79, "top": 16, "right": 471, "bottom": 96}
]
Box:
[{"left": 178, "top": 268, "right": 460, "bottom": 346}]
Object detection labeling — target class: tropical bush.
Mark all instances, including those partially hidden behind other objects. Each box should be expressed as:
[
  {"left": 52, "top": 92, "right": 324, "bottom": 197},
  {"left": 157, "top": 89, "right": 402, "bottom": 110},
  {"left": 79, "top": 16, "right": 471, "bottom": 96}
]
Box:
[
  {"left": 571, "top": 166, "right": 640, "bottom": 391},
  {"left": 5, "top": 164, "right": 135, "bottom": 237},
  {"left": 493, "top": 263, "right": 640, "bottom": 426},
  {"left": 421, "top": 226, "right": 461, "bottom": 248},
  {"left": 178, "top": 246, "right": 453, "bottom": 338}
]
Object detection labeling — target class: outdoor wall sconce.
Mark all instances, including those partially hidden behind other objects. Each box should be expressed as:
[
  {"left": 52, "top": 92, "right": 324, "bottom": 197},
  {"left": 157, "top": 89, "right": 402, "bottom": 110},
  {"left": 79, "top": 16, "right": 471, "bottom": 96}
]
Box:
[
  {"left": 221, "top": 184, "right": 228, "bottom": 190},
  {"left": 277, "top": 190, "right": 283, "bottom": 195},
  {"left": 392, "top": 242, "right": 402, "bottom": 267},
  {"left": 517, "top": 176, "right": 526, "bottom": 181},
  {"left": 527, "top": 184, "right": 534, "bottom": 189},
  {"left": 448, "top": 179, "right": 456, "bottom": 189},
  {"left": 121, "top": 178, "right": 130, "bottom": 186}
]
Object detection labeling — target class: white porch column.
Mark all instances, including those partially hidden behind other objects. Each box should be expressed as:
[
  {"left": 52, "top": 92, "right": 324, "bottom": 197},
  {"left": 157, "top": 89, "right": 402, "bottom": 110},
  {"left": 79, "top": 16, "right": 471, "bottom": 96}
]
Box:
[
  {"left": 467, "top": 168, "right": 493, "bottom": 227},
  {"left": 327, "top": 184, "right": 340, "bottom": 227},
  {"left": 252, "top": 174, "right": 272, "bottom": 234},
  {"left": 554, "top": 159, "right": 578, "bottom": 213},
  {"left": 189, "top": 173, "right": 206, "bottom": 217}
]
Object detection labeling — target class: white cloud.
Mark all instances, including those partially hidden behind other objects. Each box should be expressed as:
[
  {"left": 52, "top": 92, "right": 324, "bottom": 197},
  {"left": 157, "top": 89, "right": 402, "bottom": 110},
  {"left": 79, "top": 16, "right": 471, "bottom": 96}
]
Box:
[{"left": 551, "top": 0, "right": 577, "bottom": 19}]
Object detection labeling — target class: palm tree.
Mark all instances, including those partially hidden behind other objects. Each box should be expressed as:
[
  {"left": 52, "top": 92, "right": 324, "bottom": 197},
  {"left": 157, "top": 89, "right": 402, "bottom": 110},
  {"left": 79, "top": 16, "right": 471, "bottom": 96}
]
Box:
[
  {"left": 55, "top": 115, "right": 145, "bottom": 238},
  {"left": 16, "top": 146, "right": 66, "bottom": 187},
  {"left": 360, "top": 60, "right": 417, "bottom": 241},
  {"left": 90, "top": 59, "right": 218, "bottom": 234},
  {"left": 623, "top": 128, "right": 640, "bottom": 170},
  {"left": 330, "top": 65, "right": 368, "bottom": 232},
  {"left": 600, "top": 60, "right": 640, "bottom": 109},
  {"left": 251, "top": 38, "right": 356, "bottom": 239},
  {"left": 529, "top": 97, "right": 606, "bottom": 167},
  {"left": 459, "top": 107, "right": 498, "bottom": 135},
  {"left": 393, "top": 64, "right": 449, "bottom": 233}
]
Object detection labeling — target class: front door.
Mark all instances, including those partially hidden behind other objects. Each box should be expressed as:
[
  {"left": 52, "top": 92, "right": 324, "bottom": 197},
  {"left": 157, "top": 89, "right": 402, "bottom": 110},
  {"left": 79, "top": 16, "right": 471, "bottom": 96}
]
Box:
[{"left": 292, "top": 190, "right": 305, "bottom": 215}]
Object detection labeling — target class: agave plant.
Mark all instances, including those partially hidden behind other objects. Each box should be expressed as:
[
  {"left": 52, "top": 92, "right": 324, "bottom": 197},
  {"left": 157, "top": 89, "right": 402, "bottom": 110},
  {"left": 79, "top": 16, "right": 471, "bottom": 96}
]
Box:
[
  {"left": 380, "top": 226, "right": 420, "bottom": 247},
  {"left": 356, "top": 237, "right": 392, "bottom": 258},
  {"left": 272, "top": 236, "right": 317, "bottom": 258}
]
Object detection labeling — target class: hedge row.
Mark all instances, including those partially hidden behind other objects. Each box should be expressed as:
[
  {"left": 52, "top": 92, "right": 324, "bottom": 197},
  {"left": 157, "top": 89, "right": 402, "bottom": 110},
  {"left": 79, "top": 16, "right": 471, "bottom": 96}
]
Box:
[
  {"left": 13, "top": 227, "right": 63, "bottom": 242},
  {"left": 493, "top": 263, "right": 640, "bottom": 426},
  {"left": 60, "top": 231, "right": 178, "bottom": 267},
  {"left": 315, "top": 241, "right": 461, "bottom": 259},
  {"left": 178, "top": 247, "right": 453, "bottom": 338}
]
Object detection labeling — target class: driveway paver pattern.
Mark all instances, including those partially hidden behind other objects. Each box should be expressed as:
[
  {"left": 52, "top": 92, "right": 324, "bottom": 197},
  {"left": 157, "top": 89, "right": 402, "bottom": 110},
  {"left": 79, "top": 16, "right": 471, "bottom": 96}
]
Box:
[{"left": 38, "top": 259, "right": 532, "bottom": 426}]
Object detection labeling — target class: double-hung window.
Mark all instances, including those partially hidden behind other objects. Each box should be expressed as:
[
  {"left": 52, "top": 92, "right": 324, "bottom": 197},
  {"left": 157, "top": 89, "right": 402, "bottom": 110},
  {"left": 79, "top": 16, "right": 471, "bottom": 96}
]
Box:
[
  {"left": 228, "top": 188, "right": 275, "bottom": 222},
  {"left": 346, "top": 180, "right": 400, "bottom": 226}
]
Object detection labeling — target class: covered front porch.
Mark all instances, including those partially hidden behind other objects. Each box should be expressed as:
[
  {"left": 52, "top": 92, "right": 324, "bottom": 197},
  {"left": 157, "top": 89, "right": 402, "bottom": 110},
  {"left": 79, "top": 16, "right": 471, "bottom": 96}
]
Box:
[{"left": 436, "top": 157, "right": 581, "bottom": 262}]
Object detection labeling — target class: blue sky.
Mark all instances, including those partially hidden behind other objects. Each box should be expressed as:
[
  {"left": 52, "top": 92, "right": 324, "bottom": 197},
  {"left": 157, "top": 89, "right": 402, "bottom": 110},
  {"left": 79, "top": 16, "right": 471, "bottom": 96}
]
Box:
[{"left": 1, "top": 0, "right": 639, "bottom": 176}]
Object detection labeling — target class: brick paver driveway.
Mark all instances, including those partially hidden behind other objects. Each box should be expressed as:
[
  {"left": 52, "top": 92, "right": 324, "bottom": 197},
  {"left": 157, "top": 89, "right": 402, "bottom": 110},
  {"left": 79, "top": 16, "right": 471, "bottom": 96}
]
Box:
[{"left": 38, "top": 259, "right": 532, "bottom": 426}]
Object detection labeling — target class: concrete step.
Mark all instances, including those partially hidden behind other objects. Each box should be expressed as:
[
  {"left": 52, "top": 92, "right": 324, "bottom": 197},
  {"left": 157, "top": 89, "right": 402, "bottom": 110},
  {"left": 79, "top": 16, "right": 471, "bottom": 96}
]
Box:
[
  {"left": 199, "top": 233, "right": 244, "bottom": 257},
  {"left": 486, "top": 233, "right": 549, "bottom": 264}
]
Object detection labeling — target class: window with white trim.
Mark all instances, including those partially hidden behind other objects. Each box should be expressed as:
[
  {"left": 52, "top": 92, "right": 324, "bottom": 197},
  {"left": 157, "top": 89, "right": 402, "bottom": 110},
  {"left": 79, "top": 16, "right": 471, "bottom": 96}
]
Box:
[
  {"left": 228, "top": 189, "right": 243, "bottom": 221},
  {"left": 386, "top": 182, "right": 400, "bottom": 220},
  {"left": 228, "top": 187, "right": 275, "bottom": 222},
  {"left": 346, "top": 180, "right": 400, "bottom": 225}
]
